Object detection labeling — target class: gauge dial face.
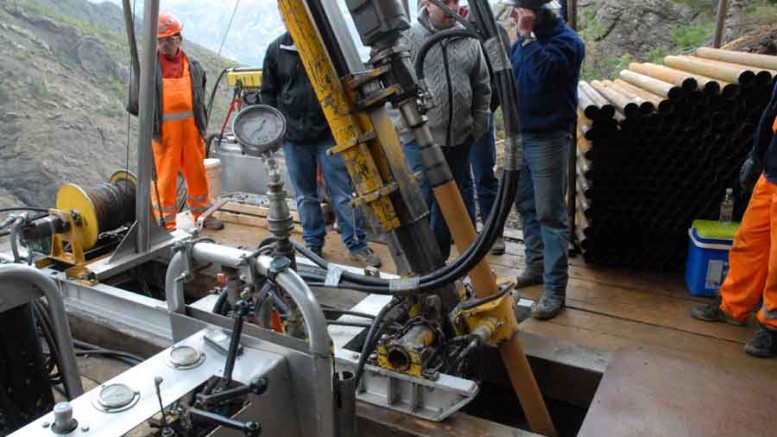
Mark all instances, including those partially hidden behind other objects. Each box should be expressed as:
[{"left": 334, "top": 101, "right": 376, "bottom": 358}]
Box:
[
  {"left": 233, "top": 105, "right": 286, "bottom": 155},
  {"left": 98, "top": 384, "right": 135, "bottom": 409}
]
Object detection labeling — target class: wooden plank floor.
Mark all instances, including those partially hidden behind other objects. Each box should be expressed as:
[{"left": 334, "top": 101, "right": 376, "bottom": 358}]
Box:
[{"left": 206, "top": 220, "right": 775, "bottom": 379}]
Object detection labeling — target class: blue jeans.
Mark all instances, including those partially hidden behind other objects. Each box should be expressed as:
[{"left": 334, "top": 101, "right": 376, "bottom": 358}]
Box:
[
  {"left": 462, "top": 115, "right": 503, "bottom": 232},
  {"left": 283, "top": 138, "right": 368, "bottom": 253},
  {"left": 403, "top": 141, "right": 476, "bottom": 260},
  {"left": 515, "top": 130, "right": 570, "bottom": 300}
]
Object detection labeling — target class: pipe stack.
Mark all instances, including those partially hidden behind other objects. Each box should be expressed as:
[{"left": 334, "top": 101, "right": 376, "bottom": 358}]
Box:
[{"left": 576, "top": 48, "right": 777, "bottom": 270}]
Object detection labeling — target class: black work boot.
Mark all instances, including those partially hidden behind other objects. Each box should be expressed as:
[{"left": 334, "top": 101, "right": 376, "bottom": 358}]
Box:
[
  {"left": 490, "top": 237, "right": 506, "bottom": 255},
  {"left": 306, "top": 245, "right": 323, "bottom": 258},
  {"left": 690, "top": 296, "right": 747, "bottom": 326},
  {"left": 515, "top": 269, "right": 543, "bottom": 288},
  {"left": 532, "top": 296, "right": 565, "bottom": 320},
  {"left": 744, "top": 324, "right": 777, "bottom": 358}
]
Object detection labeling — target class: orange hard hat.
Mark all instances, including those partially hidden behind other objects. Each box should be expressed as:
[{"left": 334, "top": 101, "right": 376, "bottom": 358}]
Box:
[{"left": 157, "top": 13, "right": 183, "bottom": 39}]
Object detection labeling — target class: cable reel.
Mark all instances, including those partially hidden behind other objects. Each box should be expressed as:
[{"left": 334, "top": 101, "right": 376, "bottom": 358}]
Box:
[{"left": 28, "top": 170, "right": 138, "bottom": 278}]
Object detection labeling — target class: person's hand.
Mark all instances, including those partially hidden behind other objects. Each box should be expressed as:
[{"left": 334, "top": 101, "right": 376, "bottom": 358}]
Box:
[
  {"left": 516, "top": 7, "right": 536, "bottom": 36},
  {"left": 739, "top": 155, "right": 761, "bottom": 192}
]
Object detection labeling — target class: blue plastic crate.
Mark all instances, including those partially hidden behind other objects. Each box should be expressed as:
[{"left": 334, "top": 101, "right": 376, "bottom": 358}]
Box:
[{"left": 685, "top": 222, "right": 736, "bottom": 297}]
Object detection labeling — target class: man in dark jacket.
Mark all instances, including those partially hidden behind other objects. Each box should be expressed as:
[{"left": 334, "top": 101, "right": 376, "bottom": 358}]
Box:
[
  {"left": 507, "top": 0, "right": 584, "bottom": 320},
  {"left": 128, "top": 12, "right": 222, "bottom": 231},
  {"left": 261, "top": 32, "right": 381, "bottom": 267},
  {"left": 691, "top": 81, "right": 777, "bottom": 359}
]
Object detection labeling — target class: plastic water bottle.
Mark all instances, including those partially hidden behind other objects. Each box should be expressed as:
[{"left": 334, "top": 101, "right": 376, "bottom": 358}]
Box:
[{"left": 719, "top": 188, "right": 734, "bottom": 225}]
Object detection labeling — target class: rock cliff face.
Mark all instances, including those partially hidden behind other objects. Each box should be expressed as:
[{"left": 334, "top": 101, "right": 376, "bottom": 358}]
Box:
[
  {"left": 578, "top": 0, "right": 696, "bottom": 59},
  {"left": 0, "top": 0, "right": 233, "bottom": 208},
  {"left": 494, "top": 0, "right": 697, "bottom": 76}
]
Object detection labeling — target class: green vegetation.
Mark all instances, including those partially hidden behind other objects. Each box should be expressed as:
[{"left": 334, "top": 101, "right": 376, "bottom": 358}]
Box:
[
  {"left": 13, "top": 49, "right": 29, "bottom": 61},
  {"left": 672, "top": 22, "right": 714, "bottom": 52}
]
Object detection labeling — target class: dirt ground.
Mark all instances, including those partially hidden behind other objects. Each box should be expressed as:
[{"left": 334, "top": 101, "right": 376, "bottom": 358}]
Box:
[{"left": 723, "top": 23, "right": 777, "bottom": 54}]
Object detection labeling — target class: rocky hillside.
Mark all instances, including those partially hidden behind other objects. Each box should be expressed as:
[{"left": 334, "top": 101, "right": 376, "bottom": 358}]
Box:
[
  {"left": 0, "top": 0, "right": 236, "bottom": 208},
  {"left": 575, "top": 0, "right": 777, "bottom": 79}
]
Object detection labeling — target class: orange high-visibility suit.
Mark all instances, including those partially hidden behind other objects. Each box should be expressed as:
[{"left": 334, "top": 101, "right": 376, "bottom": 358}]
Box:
[
  {"left": 151, "top": 56, "right": 209, "bottom": 230},
  {"left": 718, "top": 116, "right": 777, "bottom": 329}
]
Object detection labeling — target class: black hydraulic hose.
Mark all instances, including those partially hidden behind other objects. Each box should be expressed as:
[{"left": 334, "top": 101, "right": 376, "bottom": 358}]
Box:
[
  {"left": 121, "top": 0, "right": 140, "bottom": 86},
  {"left": 322, "top": 309, "right": 376, "bottom": 320},
  {"left": 205, "top": 68, "right": 230, "bottom": 133},
  {"left": 353, "top": 298, "right": 401, "bottom": 385},
  {"left": 74, "top": 349, "right": 142, "bottom": 366},
  {"left": 73, "top": 339, "right": 144, "bottom": 365},
  {"left": 414, "top": 29, "right": 481, "bottom": 81},
  {"left": 326, "top": 321, "right": 372, "bottom": 329},
  {"left": 291, "top": 169, "right": 516, "bottom": 294}
]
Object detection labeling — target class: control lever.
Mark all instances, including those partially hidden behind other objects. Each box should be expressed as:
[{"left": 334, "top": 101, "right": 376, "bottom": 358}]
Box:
[
  {"left": 188, "top": 407, "right": 261, "bottom": 437},
  {"left": 154, "top": 377, "right": 175, "bottom": 436},
  {"left": 196, "top": 377, "right": 268, "bottom": 407},
  {"left": 223, "top": 300, "right": 249, "bottom": 384}
]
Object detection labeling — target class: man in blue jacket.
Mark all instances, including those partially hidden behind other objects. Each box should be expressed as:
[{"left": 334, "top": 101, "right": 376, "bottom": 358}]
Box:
[{"left": 507, "top": 0, "right": 584, "bottom": 320}]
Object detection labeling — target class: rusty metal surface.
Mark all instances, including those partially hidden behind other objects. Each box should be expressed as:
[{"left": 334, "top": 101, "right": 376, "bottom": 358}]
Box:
[{"left": 579, "top": 348, "right": 777, "bottom": 437}]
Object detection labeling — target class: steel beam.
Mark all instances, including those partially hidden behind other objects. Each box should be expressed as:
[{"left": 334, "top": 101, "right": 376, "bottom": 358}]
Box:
[{"left": 135, "top": 0, "right": 161, "bottom": 252}]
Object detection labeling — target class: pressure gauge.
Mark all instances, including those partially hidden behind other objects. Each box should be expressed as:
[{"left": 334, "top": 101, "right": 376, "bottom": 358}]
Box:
[{"left": 232, "top": 105, "right": 287, "bottom": 156}]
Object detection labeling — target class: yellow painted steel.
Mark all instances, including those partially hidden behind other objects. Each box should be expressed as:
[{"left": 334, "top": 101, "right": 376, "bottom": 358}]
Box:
[
  {"left": 56, "top": 183, "right": 99, "bottom": 250},
  {"left": 452, "top": 291, "right": 519, "bottom": 346},
  {"left": 227, "top": 68, "right": 263, "bottom": 88},
  {"left": 376, "top": 324, "right": 435, "bottom": 377},
  {"left": 277, "top": 2, "right": 555, "bottom": 434},
  {"left": 278, "top": 0, "right": 400, "bottom": 232}
]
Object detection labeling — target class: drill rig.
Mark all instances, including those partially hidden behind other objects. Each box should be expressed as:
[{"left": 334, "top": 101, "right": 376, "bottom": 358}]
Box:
[
  {"left": 274, "top": 0, "right": 555, "bottom": 434},
  {"left": 5, "top": 1, "right": 558, "bottom": 436}
]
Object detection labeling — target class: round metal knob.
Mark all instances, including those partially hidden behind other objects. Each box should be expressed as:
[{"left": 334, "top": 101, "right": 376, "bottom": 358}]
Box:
[{"left": 52, "top": 402, "right": 78, "bottom": 434}]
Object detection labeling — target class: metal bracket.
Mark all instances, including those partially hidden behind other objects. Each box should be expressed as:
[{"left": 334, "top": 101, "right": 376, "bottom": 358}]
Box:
[
  {"left": 327, "top": 131, "right": 378, "bottom": 156},
  {"left": 343, "top": 67, "right": 391, "bottom": 90},
  {"left": 335, "top": 349, "right": 478, "bottom": 422},
  {"left": 351, "top": 183, "right": 399, "bottom": 208}
]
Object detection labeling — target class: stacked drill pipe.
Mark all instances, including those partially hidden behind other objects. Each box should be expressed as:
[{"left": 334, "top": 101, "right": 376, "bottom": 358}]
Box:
[{"left": 576, "top": 48, "right": 777, "bottom": 270}]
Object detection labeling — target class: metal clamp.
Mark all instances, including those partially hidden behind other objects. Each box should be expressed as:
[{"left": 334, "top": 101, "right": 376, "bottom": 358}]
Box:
[
  {"left": 172, "top": 240, "right": 196, "bottom": 283},
  {"left": 267, "top": 256, "right": 292, "bottom": 282}
]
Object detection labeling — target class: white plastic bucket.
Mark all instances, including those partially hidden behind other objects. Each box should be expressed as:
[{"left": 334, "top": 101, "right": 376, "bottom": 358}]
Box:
[{"left": 204, "top": 158, "right": 222, "bottom": 203}]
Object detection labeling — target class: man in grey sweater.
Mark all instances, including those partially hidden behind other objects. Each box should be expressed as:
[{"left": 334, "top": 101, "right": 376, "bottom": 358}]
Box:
[{"left": 400, "top": 0, "right": 491, "bottom": 260}]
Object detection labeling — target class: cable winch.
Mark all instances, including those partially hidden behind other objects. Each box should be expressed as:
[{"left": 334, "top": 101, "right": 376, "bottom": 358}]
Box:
[{"left": 24, "top": 170, "right": 138, "bottom": 278}]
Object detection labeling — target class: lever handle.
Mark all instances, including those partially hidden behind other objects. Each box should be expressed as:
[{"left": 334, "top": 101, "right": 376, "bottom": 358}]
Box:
[
  {"left": 188, "top": 407, "right": 262, "bottom": 437},
  {"left": 197, "top": 377, "right": 268, "bottom": 406},
  {"left": 223, "top": 300, "right": 249, "bottom": 384}
]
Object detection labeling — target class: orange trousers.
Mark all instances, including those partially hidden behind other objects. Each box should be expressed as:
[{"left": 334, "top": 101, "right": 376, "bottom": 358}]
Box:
[
  {"left": 151, "top": 57, "right": 209, "bottom": 230},
  {"left": 719, "top": 175, "right": 777, "bottom": 329}
]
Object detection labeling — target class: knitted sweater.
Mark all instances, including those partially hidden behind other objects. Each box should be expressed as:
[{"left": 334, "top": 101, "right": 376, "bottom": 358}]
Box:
[{"left": 399, "top": 10, "right": 491, "bottom": 147}]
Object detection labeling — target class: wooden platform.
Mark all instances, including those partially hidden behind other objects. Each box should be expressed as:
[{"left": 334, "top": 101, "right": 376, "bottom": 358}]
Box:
[{"left": 203, "top": 220, "right": 777, "bottom": 436}]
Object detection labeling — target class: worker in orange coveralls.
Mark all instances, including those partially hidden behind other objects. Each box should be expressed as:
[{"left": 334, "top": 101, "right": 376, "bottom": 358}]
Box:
[
  {"left": 691, "top": 81, "right": 777, "bottom": 359},
  {"left": 128, "top": 13, "right": 223, "bottom": 231}
]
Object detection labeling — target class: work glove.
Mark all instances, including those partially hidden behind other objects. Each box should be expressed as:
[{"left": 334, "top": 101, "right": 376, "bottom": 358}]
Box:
[{"left": 739, "top": 155, "right": 761, "bottom": 193}]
